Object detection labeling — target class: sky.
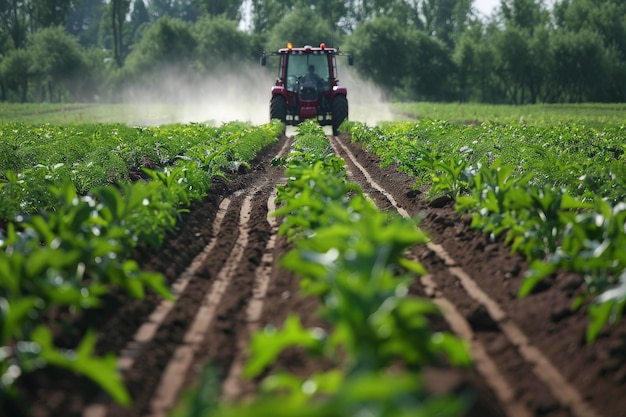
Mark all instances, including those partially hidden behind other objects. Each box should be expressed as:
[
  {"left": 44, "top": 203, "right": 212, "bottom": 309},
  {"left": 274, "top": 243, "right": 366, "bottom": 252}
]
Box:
[{"left": 474, "top": 0, "right": 502, "bottom": 17}]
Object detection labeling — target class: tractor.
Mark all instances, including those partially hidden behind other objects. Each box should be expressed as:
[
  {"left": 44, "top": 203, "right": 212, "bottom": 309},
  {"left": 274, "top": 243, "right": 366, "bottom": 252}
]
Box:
[{"left": 261, "top": 43, "right": 353, "bottom": 135}]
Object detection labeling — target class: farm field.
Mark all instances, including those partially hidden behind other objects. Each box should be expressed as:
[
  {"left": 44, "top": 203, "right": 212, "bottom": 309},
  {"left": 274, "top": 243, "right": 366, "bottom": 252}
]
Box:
[{"left": 1, "top": 104, "right": 625, "bottom": 417}]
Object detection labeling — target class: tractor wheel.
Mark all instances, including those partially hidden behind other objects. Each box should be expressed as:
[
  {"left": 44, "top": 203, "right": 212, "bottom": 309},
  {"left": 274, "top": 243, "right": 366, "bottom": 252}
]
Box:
[
  {"left": 270, "top": 95, "right": 287, "bottom": 124},
  {"left": 331, "top": 95, "right": 348, "bottom": 136}
]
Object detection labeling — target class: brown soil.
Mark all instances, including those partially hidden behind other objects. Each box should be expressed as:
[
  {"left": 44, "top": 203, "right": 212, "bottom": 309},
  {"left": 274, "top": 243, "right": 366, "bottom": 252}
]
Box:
[{"left": 4, "top": 132, "right": 626, "bottom": 417}]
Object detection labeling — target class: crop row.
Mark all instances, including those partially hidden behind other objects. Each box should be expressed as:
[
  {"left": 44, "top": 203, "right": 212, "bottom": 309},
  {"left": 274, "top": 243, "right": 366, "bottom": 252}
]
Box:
[
  {"left": 175, "top": 121, "right": 471, "bottom": 417},
  {"left": 346, "top": 119, "right": 626, "bottom": 342},
  {"left": 0, "top": 121, "right": 282, "bottom": 411},
  {"left": 0, "top": 121, "right": 277, "bottom": 220}
]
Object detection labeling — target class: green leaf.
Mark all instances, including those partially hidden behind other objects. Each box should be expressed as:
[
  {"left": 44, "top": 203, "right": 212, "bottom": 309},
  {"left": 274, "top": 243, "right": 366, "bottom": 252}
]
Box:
[
  {"left": 518, "top": 260, "right": 558, "bottom": 298},
  {"left": 430, "top": 332, "right": 472, "bottom": 367},
  {"left": 31, "top": 327, "right": 131, "bottom": 406},
  {"left": 587, "top": 301, "right": 613, "bottom": 344},
  {"left": 398, "top": 257, "right": 427, "bottom": 275},
  {"left": 244, "top": 315, "right": 325, "bottom": 378},
  {"left": 0, "top": 296, "right": 40, "bottom": 343},
  {"left": 27, "top": 216, "right": 55, "bottom": 245},
  {"left": 75, "top": 331, "right": 131, "bottom": 406}
]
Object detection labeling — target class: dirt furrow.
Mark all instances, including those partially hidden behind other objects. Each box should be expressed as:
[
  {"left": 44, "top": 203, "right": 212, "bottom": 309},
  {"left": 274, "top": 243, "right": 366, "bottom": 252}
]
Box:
[
  {"left": 94, "top": 187, "right": 248, "bottom": 417},
  {"left": 329, "top": 134, "right": 605, "bottom": 417},
  {"left": 83, "top": 196, "right": 235, "bottom": 417},
  {"left": 132, "top": 138, "right": 292, "bottom": 416},
  {"left": 41, "top": 135, "right": 289, "bottom": 417},
  {"left": 221, "top": 187, "right": 281, "bottom": 401},
  {"left": 148, "top": 187, "right": 256, "bottom": 417}
]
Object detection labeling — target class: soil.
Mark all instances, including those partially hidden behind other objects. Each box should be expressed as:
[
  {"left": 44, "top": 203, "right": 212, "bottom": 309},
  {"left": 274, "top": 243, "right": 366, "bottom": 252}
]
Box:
[{"left": 4, "top": 132, "right": 626, "bottom": 417}]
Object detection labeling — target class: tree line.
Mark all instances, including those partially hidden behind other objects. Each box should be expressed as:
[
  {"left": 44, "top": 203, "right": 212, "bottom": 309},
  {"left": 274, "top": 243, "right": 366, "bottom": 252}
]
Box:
[{"left": 1, "top": 0, "right": 625, "bottom": 103}]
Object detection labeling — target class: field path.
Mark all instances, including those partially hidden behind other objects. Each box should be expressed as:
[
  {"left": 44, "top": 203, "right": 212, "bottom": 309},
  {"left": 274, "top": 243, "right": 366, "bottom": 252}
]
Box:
[{"left": 14, "top": 132, "right": 626, "bottom": 417}]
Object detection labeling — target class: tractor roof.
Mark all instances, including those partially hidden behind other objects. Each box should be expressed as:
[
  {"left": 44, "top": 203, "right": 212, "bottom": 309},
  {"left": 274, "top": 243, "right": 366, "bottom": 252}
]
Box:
[{"left": 277, "top": 43, "right": 338, "bottom": 54}]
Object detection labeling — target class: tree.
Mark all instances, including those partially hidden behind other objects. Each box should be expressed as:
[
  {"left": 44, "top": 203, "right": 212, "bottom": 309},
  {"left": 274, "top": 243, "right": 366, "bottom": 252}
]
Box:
[
  {"left": 549, "top": 29, "right": 609, "bottom": 102},
  {"left": 28, "top": 26, "right": 86, "bottom": 101},
  {"left": 343, "top": 16, "right": 454, "bottom": 100},
  {"left": 200, "top": 0, "right": 243, "bottom": 20},
  {"left": 421, "top": 0, "right": 472, "bottom": 48},
  {"left": 554, "top": 0, "right": 626, "bottom": 101},
  {"left": 526, "top": 25, "right": 551, "bottom": 103},
  {"left": 493, "top": 26, "right": 531, "bottom": 103},
  {"left": 147, "top": 0, "right": 203, "bottom": 22},
  {"left": 264, "top": 4, "right": 336, "bottom": 51},
  {"left": 128, "top": 0, "right": 151, "bottom": 44},
  {"left": 250, "top": 0, "right": 297, "bottom": 34},
  {"left": 454, "top": 21, "right": 496, "bottom": 101},
  {"left": 604, "top": 43, "right": 626, "bottom": 102},
  {"left": 30, "top": 0, "right": 77, "bottom": 28},
  {"left": 193, "top": 15, "right": 251, "bottom": 71},
  {"left": 356, "top": 0, "right": 419, "bottom": 27},
  {"left": 405, "top": 30, "right": 455, "bottom": 100},
  {"left": 80, "top": 46, "right": 109, "bottom": 101},
  {"left": 123, "top": 17, "right": 198, "bottom": 76},
  {"left": 343, "top": 17, "right": 411, "bottom": 97},
  {"left": 310, "top": 0, "right": 349, "bottom": 32},
  {"left": 500, "top": 0, "right": 547, "bottom": 33},
  {"left": 66, "top": 0, "right": 106, "bottom": 47},
  {"left": 111, "top": 0, "right": 131, "bottom": 66},
  {"left": 0, "top": 0, "right": 29, "bottom": 49},
  {"left": 0, "top": 47, "right": 33, "bottom": 101}
]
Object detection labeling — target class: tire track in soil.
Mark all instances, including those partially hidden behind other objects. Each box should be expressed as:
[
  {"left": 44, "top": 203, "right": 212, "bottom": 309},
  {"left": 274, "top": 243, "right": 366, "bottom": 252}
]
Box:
[
  {"left": 79, "top": 136, "right": 293, "bottom": 417},
  {"left": 329, "top": 134, "right": 603, "bottom": 417},
  {"left": 91, "top": 187, "right": 248, "bottom": 417},
  {"left": 220, "top": 186, "right": 280, "bottom": 401},
  {"left": 148, "top": 188, "right": 256, "bottom": 417},
  {"left": 83, "top": 196, "right": 235, "bottom": 417}
]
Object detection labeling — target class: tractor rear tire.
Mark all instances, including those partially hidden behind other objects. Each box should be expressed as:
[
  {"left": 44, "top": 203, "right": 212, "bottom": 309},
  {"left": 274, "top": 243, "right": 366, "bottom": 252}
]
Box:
[
  {"left": 270, "top": 95, "right": 287, "bottom": 124},
  {"left": 331, "top": 95, "right": 348, "bottom": 136}
]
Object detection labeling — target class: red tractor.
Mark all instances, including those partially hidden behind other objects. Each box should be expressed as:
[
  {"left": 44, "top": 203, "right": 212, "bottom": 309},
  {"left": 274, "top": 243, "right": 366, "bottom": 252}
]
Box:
[{"left": 261, "top": 43, "right": 353, "bottom": 135}]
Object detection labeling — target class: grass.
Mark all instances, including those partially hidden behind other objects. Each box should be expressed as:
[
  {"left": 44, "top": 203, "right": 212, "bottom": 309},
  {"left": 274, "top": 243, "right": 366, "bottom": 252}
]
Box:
[
  {"left": 391, "top": 102, "right": 626, "bottom": 126},
  {"left": 0, "top": 103, "right": 213, "bottom": 125},
  {"left": 3, "top": 102, "right": 625, "bottom": 127}
]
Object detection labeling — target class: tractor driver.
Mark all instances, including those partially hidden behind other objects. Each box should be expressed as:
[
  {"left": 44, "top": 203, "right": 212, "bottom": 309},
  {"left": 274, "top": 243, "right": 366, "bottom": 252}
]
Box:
[{"left": 303, "top": 64, "right": 324, "bottom": 88}]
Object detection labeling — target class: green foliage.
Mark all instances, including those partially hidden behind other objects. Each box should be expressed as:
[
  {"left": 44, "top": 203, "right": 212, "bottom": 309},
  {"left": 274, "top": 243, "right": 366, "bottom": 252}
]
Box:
[
  {"left": 549, "top": 29, "right": 609, "bottom": 102},
  {"left": 587, "top": 271, "right": 626, "bottom": 343},
  {"left": 123, "top": 16, "right": 197, "bottom": 77},
  {"left": 347, "top": 119, "right": 626, "bottom": 342},
  {"left": 0, "top": 120, "right": 281, "bottom": 406},
  {"left": 27, "top": 26, "right": 87, "bottom": 102},
  {"left": 31, "top": 327, "right": 131, "bottom": 405},
  {"left": 193, "top": 16, "right": 251, "bottom": 72},
  {"left": 245, "top": 315, "right": 326, "bottom": 378},
  {"left": 264, "top": 5, "right": 337, "bottom": 52},
  {"left": 0, "top": 49, "right": 33, "bottom": 102},
  {"left": 343, "top": 18, "right": 425, "bottom": 100}
]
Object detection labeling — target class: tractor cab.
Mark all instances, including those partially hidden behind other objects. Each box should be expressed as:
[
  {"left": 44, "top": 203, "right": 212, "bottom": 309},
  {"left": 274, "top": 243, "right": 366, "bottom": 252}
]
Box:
[{"left": 261, "top": 43, "right": 353, "bottom": 135}]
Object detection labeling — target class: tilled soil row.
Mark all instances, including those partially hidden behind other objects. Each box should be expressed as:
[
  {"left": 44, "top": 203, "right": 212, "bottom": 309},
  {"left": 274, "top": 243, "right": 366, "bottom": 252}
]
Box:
[
  {"left": 94, "top": 136, "right": 297, "bottom": 417},
  {"left": 330, "top": 133, "right": 626, "bottom": 417}
]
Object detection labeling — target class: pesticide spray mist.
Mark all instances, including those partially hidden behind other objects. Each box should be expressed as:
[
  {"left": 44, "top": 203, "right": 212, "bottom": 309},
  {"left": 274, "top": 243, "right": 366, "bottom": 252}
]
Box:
[
  {"left": 340, "top": 67, "right": 395, "bottom": 125},
  {"left": 119, "top": 62, "right": 394, "bottom": 127},
  {"left": 119, "top": 62, "right": 274, "bottom": 126}
]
